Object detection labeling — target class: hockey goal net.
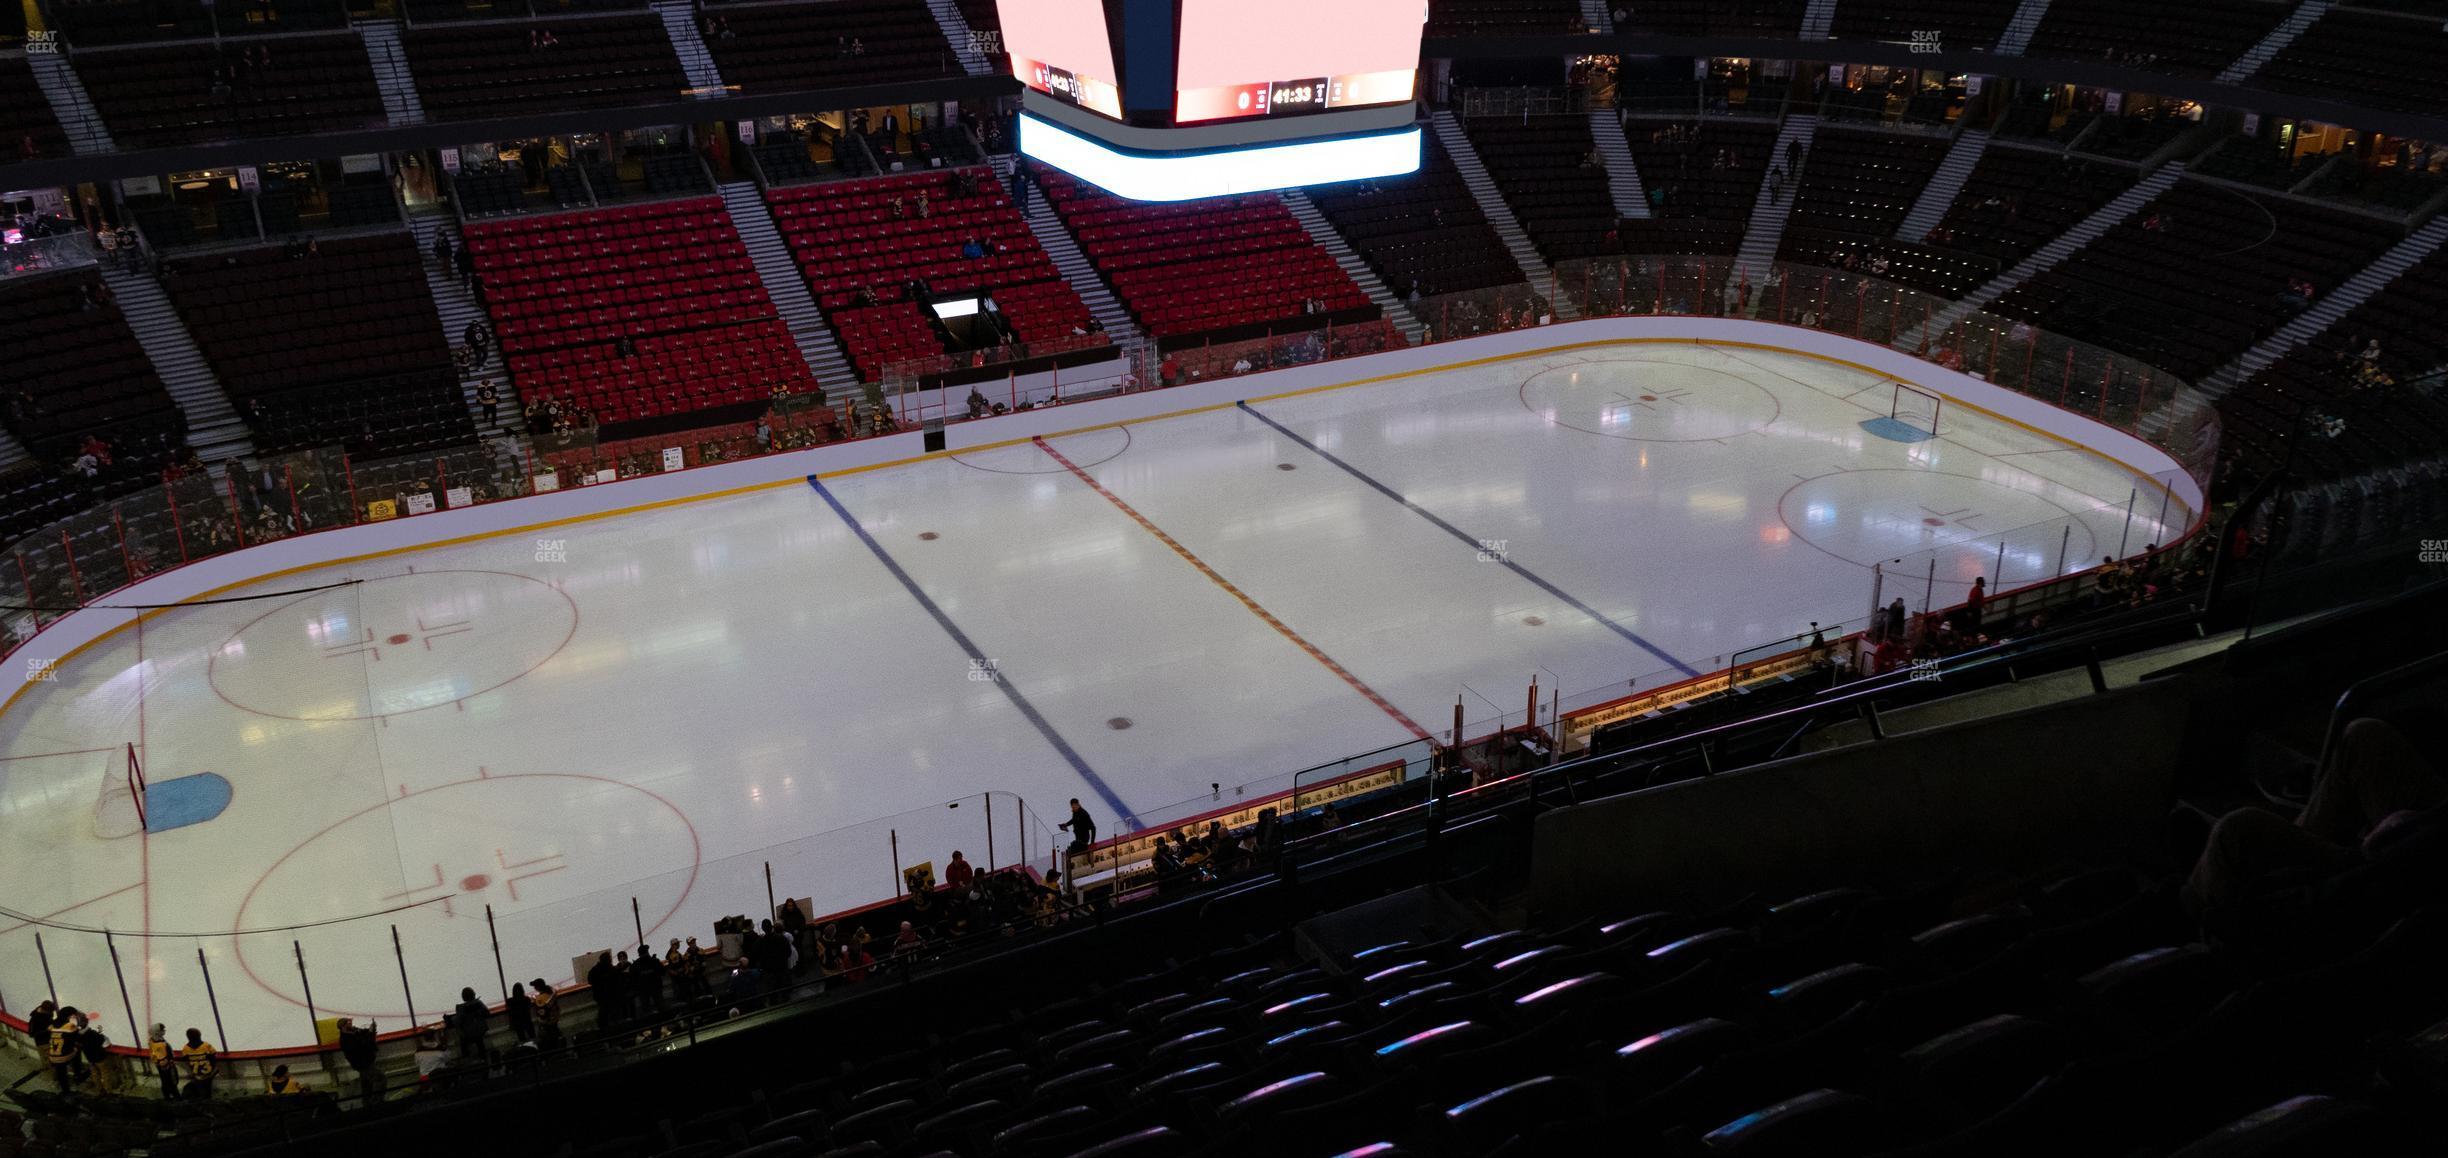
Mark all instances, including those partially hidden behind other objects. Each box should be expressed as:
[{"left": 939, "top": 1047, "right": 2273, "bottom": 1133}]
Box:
[
  {"left": 1891, "top": 383, "right": 1944, "bottom": 437},
  {"left": 93, "top": 742, "right": 145, "bottom": 839}
]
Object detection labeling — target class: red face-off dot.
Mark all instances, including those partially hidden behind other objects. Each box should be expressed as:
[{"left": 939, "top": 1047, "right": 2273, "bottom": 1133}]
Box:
[
  {"left": 460, "top": 874, "right": 490, "bottom": 891},
  {"left": 1923, "top": 517, "right": 1947, "bottom": 527},
  {"left": 388, "top": 633, "right": 413, "bottom": 645}
]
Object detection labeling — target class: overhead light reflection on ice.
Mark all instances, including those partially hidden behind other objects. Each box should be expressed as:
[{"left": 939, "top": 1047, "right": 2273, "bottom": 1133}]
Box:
[{"left": 379, "top": 677, "right": 469, "bottom": 714}]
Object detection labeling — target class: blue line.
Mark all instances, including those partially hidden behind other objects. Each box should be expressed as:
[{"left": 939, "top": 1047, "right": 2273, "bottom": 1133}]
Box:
[
  {"left": 1236, "top": 403, "right": 1700, "bottom": 678},
  {"left": 807, "top": 476, "right": 1140, "bottom": 828}
]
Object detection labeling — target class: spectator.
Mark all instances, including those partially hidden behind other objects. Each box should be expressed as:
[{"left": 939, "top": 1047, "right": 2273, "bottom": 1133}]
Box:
[
  {"left": 477, "top": 380, "right": 499, "bottom": 425},
  {"left": 531, "top": 980, "right": 562, "bottom": 1050},
  {"left": 668, "top": 939, "right": 706, "bottom": 1003},
  {"left": 1060, "top": 797, "right": 1096, "bottom": 856},
  {"left": 631, "top": 943, "right": 666, "bottom": 1018},
  {"left": 1960, "top": 576, "right": 1987, "bottom": 632},
  {"left": 1252, "top": 807, "right": 1283, "bottom": 864},
  {"left": 27, "top": 999, "right": 56, "bottom": 1054},
  {"left": 586, "top": 951, "right": 625, "bottom": 1029},
  {"left": 265, "top": 1064, "right": 307, "bottom": 1095},
  {"left": 2095, "top": 556, "right": 2127, "bottom": 606},
  {"left": 78, "top": 1019, "right": 113, "bottom": 1094},
  {"left": 1151, "top": 834, "right": 1186, "bottom": 894},
  {"left": 454, "top": 243, "right": 477, "bottom": 290},
  {"left": 44, "top": 1006, "right": 83, "bottom": 1093},
  {"left": 2184, "top": 718, "right": 2444, "bottom": 923},
  {"left": 504, "top": 982, "right": 534, "bottom": 1044},
  {"left": 945, "top": 849, "right": 976, "bottom": 892},
  {"left": 147, "top": 1023, "right": 180, "bottom": 1099},
  {"left": 892, "top": 920, "right": 924, "bottom": 959},
  {"left": 413, "top": 1029, "right": 447, "bottom": 1088},
  {"left": 755, "top": 923, "right": 793, "bottom": 995},
  {"left": 179, "top": 1028, "right": 217, "bottom": 1099},
  {"left": 337, "top": 1017, "right": 383, "bottom": 1102},
  {"left": 778, "top": 899, "right": 811, "bottom": 963},
  {"left": 453, "top": 987, "right": 488, "bottom": 1063},
  {"left": 431, "top": 231, "right": 454, "bottom": 273},
  {"left": 842, "top": 937, "right": 875, "bottom": 982}
]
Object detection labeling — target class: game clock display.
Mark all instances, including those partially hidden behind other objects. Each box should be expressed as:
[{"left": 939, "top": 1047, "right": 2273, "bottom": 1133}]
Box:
[
  {"left": 996, "top": 0, "right": 1422, "bottom": 126},
  {"left": 1174, "top": 69, "right": 1419, "bottom": 124}
]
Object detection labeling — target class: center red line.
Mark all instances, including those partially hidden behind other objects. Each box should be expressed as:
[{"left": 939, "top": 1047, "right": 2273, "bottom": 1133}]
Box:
[{"left": 1030, "top": 436, "right": 1431, "bottom": 742}]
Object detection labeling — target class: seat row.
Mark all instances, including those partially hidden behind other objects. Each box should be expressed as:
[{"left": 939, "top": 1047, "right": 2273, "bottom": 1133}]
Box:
[
  {"left": 163, "top": 232, "right": 473, "bottom": 455},
  {"left": 404, "top": 15, "right": 687, "bottom": 118},
  {"left": 0, "top": 270, "right": 188, "bottom": 478},
  {"left": 703, "top": 0, "right": 959, "bottom": 94},
  {"left": 463, "top": 197, "right": 816, "bottom": 424},
  {"left": 1462, "top": 116, "right": 1623, "bottom": 262},
  {"left": 1990, "top": 180, "right": 2402, "bottom": 382},
  {"left": 70, "top": 34, "right": 384, "bottom": 149},
  {"left": 1036, "top": 169, "right": 1376, "bottom": 342},
  {"left": 767, "top": 168, "right": 1101, "bottom": 379},
  {"left": 1307, "top": 137, "right": 1527, "bottom": 298}
]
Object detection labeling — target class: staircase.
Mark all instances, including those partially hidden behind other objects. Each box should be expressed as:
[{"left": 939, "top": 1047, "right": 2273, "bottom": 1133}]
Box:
[
  {"left": 96, "top": 265, "right": 253, "bottom": 462},
  {"left": 1281, "top": 189, "right": 1425, "bottom": 343},
  {"left": 356, "top": 19, "right": 425, "bottom": 126},
  {"left": 1427, "top": 110, "right": 1575, "bottom": 318},
  {"left": 28, "top": 51, "right": 114, "bottom": 155},
  {"left": 405, "top": 216, "right": 524, "bottom": 438},
  {"left": 1993, "top": 0, "right": 2053, "bottom": 55},
  {"left": 1915, "top": 162, "right": 2182, "bottom": 343},
  {"left": 1896, "top": 129, "right": 1990, "bottom": 241},
  {"left": 1800, "top": 0, "right": 1839, "bottom": 39},
  {"left": 1589, "top": 111, "right": 1650, "bottom": 219},
  {"left": 2197, "top": 216, "right": 2448, "bottom": 397},
  {"left": 653, "top": 2, "right": 728, "bottom": 97},
  {"left": 1579, "top": 0, "right": 1614, "bottom": 33},
  {"left": 1000, "top": 158, "right": 1146, "bottom": 345},
  {"left": 925, "top": 0, "right": 996, "bottom": 77},
  {"left": 1732, "top": 115, "right": 1818, "bottom": 285},
  {"left": 2217, "top": 0, "right": 2333, "bottom": 85},
  {"left": 0, "top": 425, "right": 30, "bottom": 473},
  {"left": 717, "top": 181, "right": 858, "bottom": 395}
]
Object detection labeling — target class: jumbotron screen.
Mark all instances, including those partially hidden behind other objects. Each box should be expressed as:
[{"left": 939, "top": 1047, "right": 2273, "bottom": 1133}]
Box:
[
  {"left": 997, "top": 0, "right": 1423, "bottom": 126},
  {"left": 998, "top": 0, "right": 1124, "bottom": 120},
  {"left": 1172, "top": 0, "right": 1422, "bottom": 123}
]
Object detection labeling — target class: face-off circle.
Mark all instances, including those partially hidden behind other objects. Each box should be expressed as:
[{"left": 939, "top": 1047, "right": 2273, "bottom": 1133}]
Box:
[
  {"left": 948, "top": 425, "right": 1133, "bottom": 474},
  {"left": 1520, "top": 358, "right": 1782, "bottom": 443},
  {"left": 232, "top": 772, "right": 699, "bottom": 1021},
  {"left": 1778, "top": 469, "right": 2103, "bottom": 591},
  {"left": 209, "top": 570, "right": 577, "bottom": 721}
]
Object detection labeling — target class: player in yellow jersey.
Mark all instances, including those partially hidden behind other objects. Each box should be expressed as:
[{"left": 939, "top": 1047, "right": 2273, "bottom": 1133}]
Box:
[
  {"left": 147, "top": 1024, "right": 179, "bottom": 1099},
  {"left": 179, "top": 1027, "right": 217, "bottom": 1099}
]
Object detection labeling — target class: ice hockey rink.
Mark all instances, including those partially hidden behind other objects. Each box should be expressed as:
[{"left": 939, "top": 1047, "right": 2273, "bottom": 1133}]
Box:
[{"left": 0, "top": 334, "right": 2199, "bottom": 1048}]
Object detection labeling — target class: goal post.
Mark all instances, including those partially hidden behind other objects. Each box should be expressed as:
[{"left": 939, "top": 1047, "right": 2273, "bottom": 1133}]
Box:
[
  {"left": 1891, "top": 382, "right": 1944, "bottom": 438},
  {"left": 93, "top": 742, "right": 145, "bottom": 839},
  {"left": 126, "top": 742, "right": 145, "bottom": 829}
]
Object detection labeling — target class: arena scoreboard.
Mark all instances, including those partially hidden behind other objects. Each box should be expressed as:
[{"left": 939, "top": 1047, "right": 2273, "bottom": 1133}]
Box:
[{"left": 995, "top": 0, "right": 1426, "bottom": 200}]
